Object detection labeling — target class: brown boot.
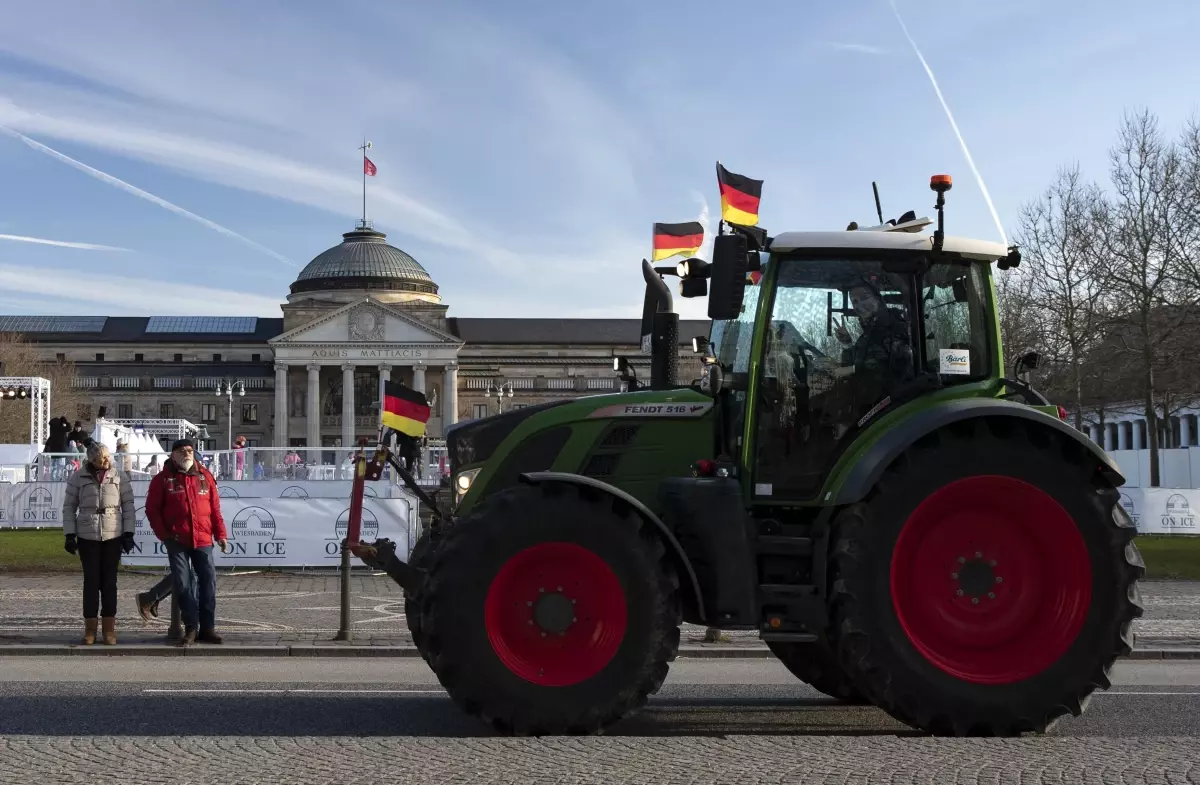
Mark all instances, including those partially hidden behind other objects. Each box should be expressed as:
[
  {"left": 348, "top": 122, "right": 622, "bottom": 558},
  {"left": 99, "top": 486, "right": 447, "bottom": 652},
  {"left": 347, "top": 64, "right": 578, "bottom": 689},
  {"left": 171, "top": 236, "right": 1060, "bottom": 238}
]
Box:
[
  {"left": 82, "top": 618, "right": 97, "bottom": 645},
  {"left": 101, "top": 616, "right": 117, "bottom": 645}
]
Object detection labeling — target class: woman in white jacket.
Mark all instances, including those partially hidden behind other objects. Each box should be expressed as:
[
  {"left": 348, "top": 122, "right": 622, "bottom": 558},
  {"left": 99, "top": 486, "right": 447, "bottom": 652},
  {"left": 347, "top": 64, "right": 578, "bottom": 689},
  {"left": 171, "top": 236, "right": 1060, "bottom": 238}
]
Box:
[{"left": 62, "top": 442, "right": 136, "bottom": 645}]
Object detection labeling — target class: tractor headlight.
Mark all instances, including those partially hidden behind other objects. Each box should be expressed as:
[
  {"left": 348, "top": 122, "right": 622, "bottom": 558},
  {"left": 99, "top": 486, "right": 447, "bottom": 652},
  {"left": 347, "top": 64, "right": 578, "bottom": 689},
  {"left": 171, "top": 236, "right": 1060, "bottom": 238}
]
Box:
[{"left": 454, "top": 468, "right": 481, "bottom": 501}]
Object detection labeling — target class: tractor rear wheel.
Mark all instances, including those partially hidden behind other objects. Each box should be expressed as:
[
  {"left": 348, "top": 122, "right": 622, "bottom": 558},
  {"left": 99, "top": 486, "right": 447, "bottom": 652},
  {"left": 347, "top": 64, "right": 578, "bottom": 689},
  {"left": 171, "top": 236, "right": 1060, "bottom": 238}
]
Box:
[
  {"left": 420, "top": 481, "right": 681, "bottom": 735},
  {"left": 831, "top": 418, "right": 1144, "bottom": 736},
  {"left": 766, "top": 640, "right": 868, "bottom": 704}
]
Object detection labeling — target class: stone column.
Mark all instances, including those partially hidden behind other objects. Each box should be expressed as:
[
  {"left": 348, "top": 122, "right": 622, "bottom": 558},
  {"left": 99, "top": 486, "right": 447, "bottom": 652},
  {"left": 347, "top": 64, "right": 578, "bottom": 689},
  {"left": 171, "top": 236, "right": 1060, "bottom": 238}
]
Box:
[
  {"left": 412, "top": 364, "right": 427, "bottom": 395},
  {"left": 1103, "top": 423, "right": 1114, "bottom": 452},
  {"left": 306, "top": 364, "right": 320, "bottom": 450},
  {"left": 378, "top": 364, "right": 392, "bottom": 411},
  {"left": 1182, "top": 415, "right": 1193, "bottom": 448},
  {"left": 1117, "top": 421, "right": 1129, "bottom": 451},
  {"left": 443, "top": 362, "right": 458, "bottom": 426},
  {"left": 341, "top": 363, "right": 356, "bottom": 450},
  {"left": 274, "top": 363, "right": 288, "bottom": 448}
]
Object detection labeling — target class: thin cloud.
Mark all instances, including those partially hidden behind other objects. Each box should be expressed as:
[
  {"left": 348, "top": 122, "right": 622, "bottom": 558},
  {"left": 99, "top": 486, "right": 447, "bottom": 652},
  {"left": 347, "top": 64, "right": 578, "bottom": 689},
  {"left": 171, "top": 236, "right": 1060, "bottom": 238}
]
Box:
[
  {"left": 0, "top": 124, "right": 297, "bottom": 267},
  {"left": 828, "top": 42, "right": 889, "bottom": 55},
  {"left": 0, "top": 233, "right": 127, "bottom": 251},
  {"left": 0, "top": 263, "right": 282, "bottom": 316}
]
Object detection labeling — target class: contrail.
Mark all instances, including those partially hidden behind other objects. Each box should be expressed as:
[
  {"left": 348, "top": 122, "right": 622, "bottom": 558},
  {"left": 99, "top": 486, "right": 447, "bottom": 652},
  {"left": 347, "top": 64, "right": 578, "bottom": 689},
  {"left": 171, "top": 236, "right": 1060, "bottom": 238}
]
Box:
[
  {"left": 887, "top": 0, "right": 1008, "bottom": 247},
  {"left": 691, "top": 190, "right": 714, "bottom": 261},
  {"left": 0, "top": 125, "right": 296, "bottom": 267},
  {"left": 0, "top": 233, "right": 127, "bottom": 251}
]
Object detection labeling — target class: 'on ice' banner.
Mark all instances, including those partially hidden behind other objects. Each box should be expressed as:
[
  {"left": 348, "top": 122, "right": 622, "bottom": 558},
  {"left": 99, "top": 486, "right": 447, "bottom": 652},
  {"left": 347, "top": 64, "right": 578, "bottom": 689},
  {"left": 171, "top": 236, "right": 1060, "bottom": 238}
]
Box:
[
  {"left": 120, "top": 496, "right": 415, "bottom": 568},
  {"left": 1119, "top": 488, "right": 1199, "bottom": 535}
]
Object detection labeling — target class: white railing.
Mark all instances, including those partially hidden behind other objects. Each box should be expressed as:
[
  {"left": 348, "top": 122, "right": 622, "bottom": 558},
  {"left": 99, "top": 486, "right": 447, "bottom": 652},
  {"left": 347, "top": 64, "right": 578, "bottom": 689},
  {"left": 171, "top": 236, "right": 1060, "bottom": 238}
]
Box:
[
  {"left": 73, "top": 377, "right": 99, "bottom": 389},
  {"left": 6, "top": 442, "right": 450, "bottom": 486},
  {"left": 547, "top": 378, "right": 575, "bottom": 390},
  {"left": 587, "top": 378, "right": 616, "bottom": 390},
  {"left": 153, "top": 377, "right": 183, "bottom": 389},
  {"left": 111, "top": 377, "right": 140, "bottom": 389}
]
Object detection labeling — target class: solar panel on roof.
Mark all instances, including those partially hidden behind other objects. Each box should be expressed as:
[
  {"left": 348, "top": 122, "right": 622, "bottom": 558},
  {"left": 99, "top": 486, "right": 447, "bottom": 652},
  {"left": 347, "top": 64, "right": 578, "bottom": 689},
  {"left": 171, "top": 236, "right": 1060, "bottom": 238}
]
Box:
[
  {"left": 0, "top": 316, "right": 108, "bottom": 333},
  {"left": 145, "top": 316, "right": 258, "bottom": 334}
]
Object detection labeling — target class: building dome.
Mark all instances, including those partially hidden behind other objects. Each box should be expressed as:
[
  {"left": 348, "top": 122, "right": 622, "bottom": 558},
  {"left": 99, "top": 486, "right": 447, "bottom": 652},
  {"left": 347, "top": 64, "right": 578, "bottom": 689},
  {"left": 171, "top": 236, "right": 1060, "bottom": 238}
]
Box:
[{"left": 289, "top": 225, "right": 438, "bottom": 297}]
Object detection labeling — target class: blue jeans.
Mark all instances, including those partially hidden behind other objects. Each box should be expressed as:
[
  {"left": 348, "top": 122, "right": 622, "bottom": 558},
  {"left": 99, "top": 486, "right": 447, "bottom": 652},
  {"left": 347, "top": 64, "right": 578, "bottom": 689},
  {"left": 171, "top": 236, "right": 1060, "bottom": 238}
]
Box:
[
  {"left": 166, "top": 542, "right": 217, "bottom": 631},
  {"left": 147, "top": 572, "right": 177, "bottom": 604}
]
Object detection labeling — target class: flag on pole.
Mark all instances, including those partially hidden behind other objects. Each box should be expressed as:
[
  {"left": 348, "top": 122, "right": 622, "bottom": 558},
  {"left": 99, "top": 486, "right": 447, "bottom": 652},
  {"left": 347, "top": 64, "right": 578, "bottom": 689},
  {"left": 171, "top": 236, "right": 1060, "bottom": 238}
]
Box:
[
  {"left": 716, "top": 162, "right": 762, "bottom": 226},
  {"left": 652, "top": 221, "right": 704, "bottom": 262},
  {"left": 364, "top": 157, "right": 377, "bottom": 176},
  {"left": 381, "top": 381, "right": 430, "bottom": 437}
]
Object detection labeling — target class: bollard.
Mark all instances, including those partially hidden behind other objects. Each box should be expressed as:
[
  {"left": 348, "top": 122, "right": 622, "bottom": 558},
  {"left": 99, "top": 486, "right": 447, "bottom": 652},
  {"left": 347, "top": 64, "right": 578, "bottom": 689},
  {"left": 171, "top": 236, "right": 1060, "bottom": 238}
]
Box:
[
  {"left": 167, "top": 592, "right": 182, "bottom": 640},
  {"left": 334, "top": 538, "right": 353, "bottom": 642}
]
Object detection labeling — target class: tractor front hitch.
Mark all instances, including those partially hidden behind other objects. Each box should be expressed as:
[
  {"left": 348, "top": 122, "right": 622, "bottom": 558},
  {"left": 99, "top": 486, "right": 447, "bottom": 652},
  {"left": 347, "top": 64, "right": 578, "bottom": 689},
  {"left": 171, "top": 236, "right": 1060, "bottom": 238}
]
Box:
[{"left": 350, "top": 537, "right": 426, "bottom": 595}]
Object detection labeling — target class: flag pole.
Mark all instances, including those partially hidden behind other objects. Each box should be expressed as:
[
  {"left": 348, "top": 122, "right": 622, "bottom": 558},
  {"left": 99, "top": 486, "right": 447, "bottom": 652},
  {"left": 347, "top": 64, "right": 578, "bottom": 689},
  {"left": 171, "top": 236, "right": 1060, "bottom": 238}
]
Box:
[{"left": 359, "top": 138, "right": 372, "bottom": 227}]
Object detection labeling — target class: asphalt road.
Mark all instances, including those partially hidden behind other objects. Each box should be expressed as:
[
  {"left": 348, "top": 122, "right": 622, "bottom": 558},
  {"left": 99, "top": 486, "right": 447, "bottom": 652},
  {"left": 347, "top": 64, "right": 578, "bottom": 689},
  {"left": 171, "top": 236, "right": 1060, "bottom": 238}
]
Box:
[{"left": 3, "top": 657, "right": 1200, "bottom": 783}]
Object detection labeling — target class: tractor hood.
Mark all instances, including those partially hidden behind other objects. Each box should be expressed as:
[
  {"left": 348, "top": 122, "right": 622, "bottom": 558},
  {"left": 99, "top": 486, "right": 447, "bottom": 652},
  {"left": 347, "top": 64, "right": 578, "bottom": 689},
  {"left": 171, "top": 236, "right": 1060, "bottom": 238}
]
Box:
[{"left": 446, "top": 400, "right": 570, "bottom": 472}]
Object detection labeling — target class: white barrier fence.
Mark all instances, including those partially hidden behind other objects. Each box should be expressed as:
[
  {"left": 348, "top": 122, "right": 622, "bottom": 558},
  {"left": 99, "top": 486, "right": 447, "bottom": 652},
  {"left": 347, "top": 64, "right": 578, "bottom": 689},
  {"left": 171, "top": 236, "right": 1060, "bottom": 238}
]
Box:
[
  {"left": 0, "top": 479, "right": 418, "bottom": 568},
  {"left": 1119, "top": 487, "right": 1199, "bottom": 535}
]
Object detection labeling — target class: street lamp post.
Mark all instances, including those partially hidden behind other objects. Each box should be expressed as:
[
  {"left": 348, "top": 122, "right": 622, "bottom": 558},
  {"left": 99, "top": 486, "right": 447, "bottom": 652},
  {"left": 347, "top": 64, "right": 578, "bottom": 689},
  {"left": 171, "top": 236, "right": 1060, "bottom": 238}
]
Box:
[
  {"left": 215, "top": 379, "right": 246, "bottom": 451},
  {"left": 486, "top": 380, "right": 514, "bottom": 415}
]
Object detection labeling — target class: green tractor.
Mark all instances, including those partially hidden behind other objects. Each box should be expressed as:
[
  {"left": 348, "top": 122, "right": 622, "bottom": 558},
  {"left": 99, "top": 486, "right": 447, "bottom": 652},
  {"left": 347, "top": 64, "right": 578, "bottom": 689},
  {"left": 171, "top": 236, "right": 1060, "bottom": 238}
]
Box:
[{"left": 382, "top": 174, "right": 1143, "bottom": 736}]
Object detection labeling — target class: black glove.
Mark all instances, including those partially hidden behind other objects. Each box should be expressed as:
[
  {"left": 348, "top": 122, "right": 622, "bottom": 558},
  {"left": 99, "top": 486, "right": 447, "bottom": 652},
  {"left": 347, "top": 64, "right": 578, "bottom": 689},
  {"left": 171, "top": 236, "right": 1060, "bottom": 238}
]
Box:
[
  {"left": 120, "top": 532, "right": 135, "bottom": 554},
  {"left": 63, "top": 534, "right": 77, "bottom": 555}
]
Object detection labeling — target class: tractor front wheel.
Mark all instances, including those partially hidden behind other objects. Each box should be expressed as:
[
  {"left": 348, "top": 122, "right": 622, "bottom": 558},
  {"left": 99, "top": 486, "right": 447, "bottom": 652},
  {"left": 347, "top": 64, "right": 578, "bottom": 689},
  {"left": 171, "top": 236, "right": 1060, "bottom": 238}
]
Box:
[
  {"left": 831, "top": 418, "right": 1144, "bottom": 736},
  {"left": 405, "top": 532, "right": 433, "bottom": 663},
  {"left": 421, "top": 481, "right": 681, "bottom": 735}
]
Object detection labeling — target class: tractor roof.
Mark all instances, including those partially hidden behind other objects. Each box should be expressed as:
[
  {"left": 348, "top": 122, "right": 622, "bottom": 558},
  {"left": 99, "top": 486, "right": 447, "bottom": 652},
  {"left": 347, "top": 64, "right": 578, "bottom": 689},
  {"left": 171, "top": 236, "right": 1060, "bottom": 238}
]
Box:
[{"left": 769, "top": 230, "right": 1009, "bottom": 262}]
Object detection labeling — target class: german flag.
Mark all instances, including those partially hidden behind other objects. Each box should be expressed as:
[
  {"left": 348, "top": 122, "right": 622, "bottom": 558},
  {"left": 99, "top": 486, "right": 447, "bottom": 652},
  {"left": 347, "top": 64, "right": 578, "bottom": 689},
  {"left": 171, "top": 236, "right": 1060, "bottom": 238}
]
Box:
[
  {"left": 381, "top": 381, "right": 430, "bottom": 438},
  {"left": 652, "top": 221, "right": 704, "bottom": 262},
  {"left": 716, "top": 162, "right": 763, "bottom": 226}
]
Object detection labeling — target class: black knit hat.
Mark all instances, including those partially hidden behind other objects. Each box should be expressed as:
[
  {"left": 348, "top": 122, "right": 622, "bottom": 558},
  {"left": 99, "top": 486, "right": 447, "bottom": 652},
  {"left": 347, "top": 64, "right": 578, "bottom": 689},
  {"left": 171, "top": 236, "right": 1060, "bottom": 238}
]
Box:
[{"left": 170, "top": 438, "right": 195, "bottom": 452}]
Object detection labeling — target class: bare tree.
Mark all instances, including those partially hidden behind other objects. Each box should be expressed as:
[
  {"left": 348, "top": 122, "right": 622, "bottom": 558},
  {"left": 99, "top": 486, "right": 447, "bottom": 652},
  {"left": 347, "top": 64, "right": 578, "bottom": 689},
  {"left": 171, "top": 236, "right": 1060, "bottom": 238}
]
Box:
[
  {"left": 0, "top": 332, "right": 87, "bottom": 445},
  {"left": 1015, "top": 165, "right": 1106, "bottom": 430},
  {"left": 1093, "top": 110, "right": 1197, "bottom": 486},
  {"left": 993, "top": 263, "right": 1047, "bottom": 380}
]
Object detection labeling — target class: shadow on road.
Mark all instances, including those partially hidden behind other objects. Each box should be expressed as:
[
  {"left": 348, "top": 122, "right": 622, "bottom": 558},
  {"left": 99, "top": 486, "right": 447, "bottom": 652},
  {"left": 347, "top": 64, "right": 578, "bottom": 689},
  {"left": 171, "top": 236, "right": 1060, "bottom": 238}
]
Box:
[{"left": 0, "top": 695, "right": 915, "bottom": 738}]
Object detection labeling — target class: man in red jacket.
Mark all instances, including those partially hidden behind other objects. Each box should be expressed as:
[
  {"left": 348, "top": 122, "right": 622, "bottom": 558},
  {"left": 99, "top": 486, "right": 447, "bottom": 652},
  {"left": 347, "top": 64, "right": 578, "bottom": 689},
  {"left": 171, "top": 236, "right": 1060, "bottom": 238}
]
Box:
[{"left": 146, "top": 439, "right": 227, "bottom": 645}]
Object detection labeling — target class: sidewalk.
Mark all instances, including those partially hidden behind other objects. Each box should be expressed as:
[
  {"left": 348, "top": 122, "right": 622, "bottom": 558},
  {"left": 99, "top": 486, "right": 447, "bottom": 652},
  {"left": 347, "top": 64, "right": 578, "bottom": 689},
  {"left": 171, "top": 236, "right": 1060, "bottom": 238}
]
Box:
[{"left": 2, "top": 571, "right": 1198, "bottom": 658}]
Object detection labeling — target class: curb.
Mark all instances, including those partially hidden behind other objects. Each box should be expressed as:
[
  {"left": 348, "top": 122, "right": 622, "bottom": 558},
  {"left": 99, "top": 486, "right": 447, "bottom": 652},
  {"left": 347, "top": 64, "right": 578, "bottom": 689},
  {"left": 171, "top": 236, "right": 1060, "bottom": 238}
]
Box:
[{"left": 1, "top": 644, "right": 1197, "bottom": 659}]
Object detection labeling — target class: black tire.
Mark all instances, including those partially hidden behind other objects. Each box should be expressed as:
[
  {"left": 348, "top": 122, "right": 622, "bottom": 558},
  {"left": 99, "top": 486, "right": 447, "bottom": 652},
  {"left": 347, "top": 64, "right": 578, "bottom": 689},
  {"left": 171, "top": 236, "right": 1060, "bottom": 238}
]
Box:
[
  {"left": 420, "top": 481, "right": 681, "bottom": 735},
  {"left": 766, "top": 640, "right": 869, "bottom": 704},
  {"left": 405, "top": 532, "right": 433, "bottom": 663},
  {"left": 832, "top": 417, "right": 1144, "bottom": 736}
]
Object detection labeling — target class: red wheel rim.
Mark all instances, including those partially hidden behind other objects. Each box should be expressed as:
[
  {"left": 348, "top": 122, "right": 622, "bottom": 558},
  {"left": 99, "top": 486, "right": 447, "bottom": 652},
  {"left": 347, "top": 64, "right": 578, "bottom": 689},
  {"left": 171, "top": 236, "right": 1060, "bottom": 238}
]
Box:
[
  {"left": 484, "top": 542, "right": 627, "bottom": 687},
  {"left": 890, "top": 475, "right": 1092, "bottom": 685}
]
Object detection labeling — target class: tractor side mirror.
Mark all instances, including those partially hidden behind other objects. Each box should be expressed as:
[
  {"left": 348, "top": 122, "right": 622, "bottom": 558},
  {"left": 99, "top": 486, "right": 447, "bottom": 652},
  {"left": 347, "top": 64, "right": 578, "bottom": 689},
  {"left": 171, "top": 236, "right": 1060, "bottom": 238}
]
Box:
[
  {"left": 1014, "top": 351, "right": 1040, "bottom": 377},
  {"left": 952, "top": 277, "right": 969, "bottom": 303},
  {"left": 691, "top": 336, "right": 709, "bottom": 354},
  {"left": 708, "top": 234, "right": 749, "bottom": 320}
]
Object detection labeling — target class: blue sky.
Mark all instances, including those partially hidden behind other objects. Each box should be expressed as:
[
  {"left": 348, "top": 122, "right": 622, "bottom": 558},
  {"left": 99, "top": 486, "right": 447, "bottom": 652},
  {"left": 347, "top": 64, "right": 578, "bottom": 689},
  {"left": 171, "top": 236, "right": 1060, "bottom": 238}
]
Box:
[{"left": 1, "top": 0, "right": 1197, "bottom": 321}]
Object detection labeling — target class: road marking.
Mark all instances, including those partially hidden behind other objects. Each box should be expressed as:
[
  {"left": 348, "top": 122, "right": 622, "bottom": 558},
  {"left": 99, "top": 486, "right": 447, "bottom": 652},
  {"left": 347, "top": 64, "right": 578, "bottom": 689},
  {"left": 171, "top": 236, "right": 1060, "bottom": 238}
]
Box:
[
  {"left": 143, "top": 688, "right": 446, "bottom": 694},
  {"left": 1098, "top": 691, "right": 1200, "bottom": 696}
]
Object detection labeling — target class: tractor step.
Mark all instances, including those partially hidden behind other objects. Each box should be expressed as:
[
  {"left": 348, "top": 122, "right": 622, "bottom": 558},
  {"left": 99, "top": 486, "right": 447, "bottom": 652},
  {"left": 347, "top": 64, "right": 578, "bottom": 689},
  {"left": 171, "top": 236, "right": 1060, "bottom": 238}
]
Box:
[
  {"left": 755, "top": 535, "right": 814, "bottom": 556},
  {"left": 759, "top": 631, "right": 819, "bottom": 643}
]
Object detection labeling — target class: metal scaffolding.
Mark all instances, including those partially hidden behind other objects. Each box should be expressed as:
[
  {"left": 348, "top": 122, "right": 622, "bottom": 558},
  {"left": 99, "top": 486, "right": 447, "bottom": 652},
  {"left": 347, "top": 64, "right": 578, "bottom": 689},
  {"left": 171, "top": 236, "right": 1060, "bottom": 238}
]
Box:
[
  {"left": 0, "top": 376, "right": 51, "bottom": 447},
  {"left": 104, "top": 417, "right": 201, "bottom": 441}
]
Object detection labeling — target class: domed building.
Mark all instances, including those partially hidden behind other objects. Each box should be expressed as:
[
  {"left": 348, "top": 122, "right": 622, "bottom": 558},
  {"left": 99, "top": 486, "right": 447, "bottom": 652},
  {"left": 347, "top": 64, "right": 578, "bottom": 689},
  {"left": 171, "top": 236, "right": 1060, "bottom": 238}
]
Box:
[{"left": 2, "top": 222, "right": 707, "bottom": 453}]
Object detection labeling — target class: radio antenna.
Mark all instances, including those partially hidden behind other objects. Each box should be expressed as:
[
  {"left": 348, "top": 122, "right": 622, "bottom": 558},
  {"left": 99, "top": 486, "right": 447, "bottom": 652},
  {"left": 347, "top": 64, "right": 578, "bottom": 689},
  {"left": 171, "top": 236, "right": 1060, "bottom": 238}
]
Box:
[{"left": 872, "top": 181, "right": 885, "bottom": 226}]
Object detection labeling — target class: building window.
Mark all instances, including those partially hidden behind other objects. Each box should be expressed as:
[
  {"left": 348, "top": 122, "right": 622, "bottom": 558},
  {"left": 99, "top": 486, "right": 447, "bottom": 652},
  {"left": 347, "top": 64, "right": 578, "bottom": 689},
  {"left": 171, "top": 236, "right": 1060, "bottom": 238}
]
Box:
[
  {"left": 213, "top": 353, "right": 222, "bottom": 362},
  {"left": 117, "top": 403, "right": 132, "bottom": 418},
  {"left": 135, "top": 353, "right": 144, "bottom": 362},
  {"left": 242, "top": 403, "right": 258, "bottom": 424},
  {"left": 201, "top": 403, "right": 217, "bottom": 423},
  {"left": 174, "top": 353, "right": 183, "bottom": 362},
  {"left": 252, "top": 353, "right": 261, "bottom": 362},
  {"left": 473, "top": 403, "right": 489, "bottom": 419},
  {"left": 95, "top": 353, "right": 104, "bottom": 362},
  {"left": 247, "top": 438, "right": 260, "bottom": 448},
  {"left": 160, "top": 403, "right": 174, "bottom": 418},
  {"left": 56, "top": 353, "right": 65, "bottom": 362}
]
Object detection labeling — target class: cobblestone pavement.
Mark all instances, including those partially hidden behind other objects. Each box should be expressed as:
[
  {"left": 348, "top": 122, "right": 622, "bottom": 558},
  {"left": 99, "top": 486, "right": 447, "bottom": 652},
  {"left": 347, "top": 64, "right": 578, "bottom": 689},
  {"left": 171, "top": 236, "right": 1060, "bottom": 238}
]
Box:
[
  {"left": 2, "top": 735, "right": 1199, "bottom": 784},
  {"left": 3, "top": 573, "right": 1199, "bottom": 648}
]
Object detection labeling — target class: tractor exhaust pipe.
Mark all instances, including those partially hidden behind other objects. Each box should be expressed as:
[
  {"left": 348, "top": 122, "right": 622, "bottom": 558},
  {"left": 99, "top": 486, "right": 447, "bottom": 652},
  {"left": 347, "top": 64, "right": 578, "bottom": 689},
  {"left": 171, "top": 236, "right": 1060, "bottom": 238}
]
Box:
[{"left": 641, "top": 259, "right": 679, "bottom": 389}]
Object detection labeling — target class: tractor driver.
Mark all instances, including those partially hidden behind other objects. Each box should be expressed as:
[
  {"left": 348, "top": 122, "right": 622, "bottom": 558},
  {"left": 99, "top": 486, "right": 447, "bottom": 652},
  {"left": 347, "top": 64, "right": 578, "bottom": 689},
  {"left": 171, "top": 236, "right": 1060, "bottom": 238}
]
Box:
[{"left": 829, "top": 277, "right": 913, "bottom": 431}]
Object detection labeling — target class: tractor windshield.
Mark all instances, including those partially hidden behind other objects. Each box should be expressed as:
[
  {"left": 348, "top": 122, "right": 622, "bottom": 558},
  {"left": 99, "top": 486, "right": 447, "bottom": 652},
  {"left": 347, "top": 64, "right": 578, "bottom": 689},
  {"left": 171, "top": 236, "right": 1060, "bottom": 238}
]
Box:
[{"left": 749, "top": 252, "right": 994, "bottom": 499}]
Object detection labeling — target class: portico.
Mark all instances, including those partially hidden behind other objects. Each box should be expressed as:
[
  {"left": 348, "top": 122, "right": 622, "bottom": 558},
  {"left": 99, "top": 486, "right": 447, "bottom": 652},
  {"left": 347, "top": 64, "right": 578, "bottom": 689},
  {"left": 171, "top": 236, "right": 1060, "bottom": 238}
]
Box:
[{"left": 269, "top": 298, "right": 463, "bottom": 447}]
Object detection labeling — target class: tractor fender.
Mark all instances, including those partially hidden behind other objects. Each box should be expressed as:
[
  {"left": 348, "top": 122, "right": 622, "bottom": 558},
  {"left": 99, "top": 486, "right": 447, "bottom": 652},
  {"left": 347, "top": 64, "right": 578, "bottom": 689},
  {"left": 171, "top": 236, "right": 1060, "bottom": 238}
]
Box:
[
  {"left": 518, "top": 471, "right": 708, "bottom": 623},
  {"left": 832, "top": 397, "right": 1125, "bottom": 505}
]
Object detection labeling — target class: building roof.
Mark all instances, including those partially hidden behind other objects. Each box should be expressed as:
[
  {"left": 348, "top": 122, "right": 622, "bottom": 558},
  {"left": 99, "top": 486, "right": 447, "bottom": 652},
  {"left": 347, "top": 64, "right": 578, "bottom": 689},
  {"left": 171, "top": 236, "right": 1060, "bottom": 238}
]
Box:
[
  {"left": 290, "top": 226, "right": 437, "bottom": 295},
  {"left": 447, "top": 318, "right": 711, "bottom": 345},
  {"left": 769, "top": 230, "right": 1009, "bottom": 261},
  {"left": 2, "top": 314, "right": 712, "bottom": 347},
  {"left": 0, "top": 316, "right": 284, "bottom": 343}
]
